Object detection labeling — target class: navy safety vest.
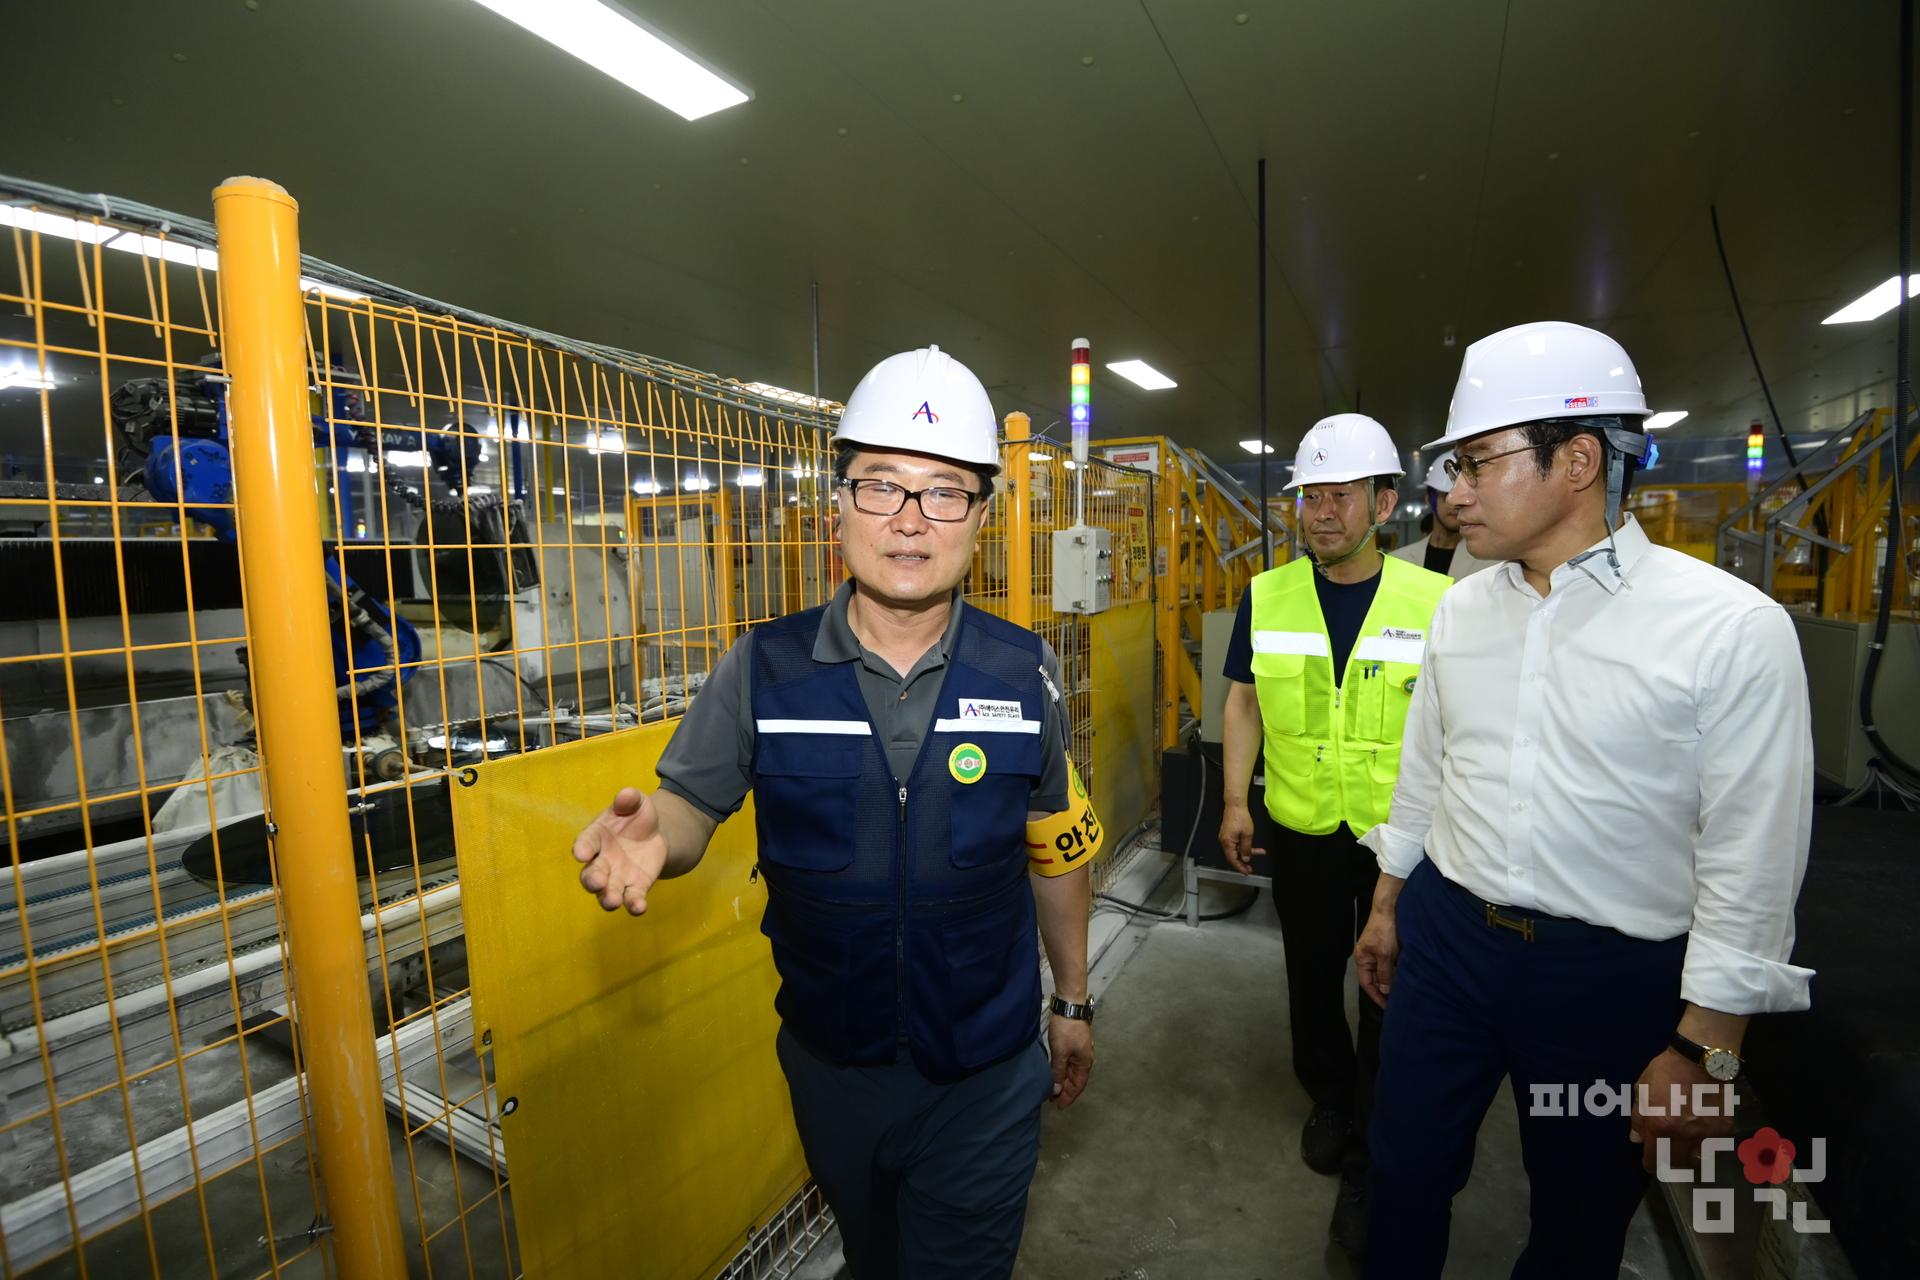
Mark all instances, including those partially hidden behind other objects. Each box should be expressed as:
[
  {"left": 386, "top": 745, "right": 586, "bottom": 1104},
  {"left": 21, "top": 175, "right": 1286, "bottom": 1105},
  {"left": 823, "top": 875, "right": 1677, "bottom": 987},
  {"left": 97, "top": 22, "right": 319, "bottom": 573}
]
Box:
[{"left": 749, "top": 602, "right": 1048, "bottom": 1083}]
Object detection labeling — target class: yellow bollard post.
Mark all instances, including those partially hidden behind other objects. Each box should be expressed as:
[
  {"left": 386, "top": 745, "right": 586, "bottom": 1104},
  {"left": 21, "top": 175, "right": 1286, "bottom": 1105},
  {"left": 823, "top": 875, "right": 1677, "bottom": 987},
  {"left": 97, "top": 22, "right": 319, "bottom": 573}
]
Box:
[
  {"left": 212, "top": 177, "right": 408, "bottom": 1279},
  {"left": 1158, "top": 462, "right": 1181, "bottom": 750},
  {"left": 1004, "top": 413, "right": 1033, "bottom": 629}
]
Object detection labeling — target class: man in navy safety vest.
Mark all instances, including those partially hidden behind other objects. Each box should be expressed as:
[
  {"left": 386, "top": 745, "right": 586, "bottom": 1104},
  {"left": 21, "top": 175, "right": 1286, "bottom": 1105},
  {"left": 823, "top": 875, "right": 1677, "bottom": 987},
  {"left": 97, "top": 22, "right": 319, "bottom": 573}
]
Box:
[
  {"left": 1353, "top": 321, "right": 1814, "bottom": 1277},
  {"left": 1217, "top": 414, "right": 1452, "bottom": 1260},
  {"left": 572, "top": 345, "right": 1102, "bottom": 1280}
]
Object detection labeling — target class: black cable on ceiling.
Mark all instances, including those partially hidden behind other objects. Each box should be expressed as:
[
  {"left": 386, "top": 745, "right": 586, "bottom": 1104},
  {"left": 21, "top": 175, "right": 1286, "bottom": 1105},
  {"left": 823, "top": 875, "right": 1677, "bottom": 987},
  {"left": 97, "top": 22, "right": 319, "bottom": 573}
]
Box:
[{"left": 1857, "top": 0, "right": 1920, "bottom": 789}]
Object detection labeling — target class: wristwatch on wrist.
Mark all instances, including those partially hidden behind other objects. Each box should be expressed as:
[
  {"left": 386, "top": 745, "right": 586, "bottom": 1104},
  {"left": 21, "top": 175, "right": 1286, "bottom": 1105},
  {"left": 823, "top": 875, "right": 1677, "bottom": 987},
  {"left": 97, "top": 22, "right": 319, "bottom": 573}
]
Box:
[
  {"left": 1048, "top": 994, "right": 1095, "bottom": 1023},
  {"left": 1670, "top": 1032, "right": 1742, "bottom": 1082}
]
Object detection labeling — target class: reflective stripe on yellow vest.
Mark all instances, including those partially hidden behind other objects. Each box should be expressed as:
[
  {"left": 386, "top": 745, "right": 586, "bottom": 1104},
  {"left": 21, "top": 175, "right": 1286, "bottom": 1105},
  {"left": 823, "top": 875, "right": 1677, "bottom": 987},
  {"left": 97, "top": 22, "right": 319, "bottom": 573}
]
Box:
[{"left": 1248, "top": 555, "right": 1451, "bottom": 838}]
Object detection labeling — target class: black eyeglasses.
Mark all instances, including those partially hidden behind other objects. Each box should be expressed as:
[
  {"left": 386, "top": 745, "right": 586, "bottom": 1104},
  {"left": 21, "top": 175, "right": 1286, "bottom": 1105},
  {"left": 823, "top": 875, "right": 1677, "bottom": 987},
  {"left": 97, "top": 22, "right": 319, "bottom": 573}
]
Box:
[
  {"left": 1444, "top": 443, "right": 1537, "bottom": 485},
  {"left": 837, "top": 477, "right": 985, "bottom": 522}
]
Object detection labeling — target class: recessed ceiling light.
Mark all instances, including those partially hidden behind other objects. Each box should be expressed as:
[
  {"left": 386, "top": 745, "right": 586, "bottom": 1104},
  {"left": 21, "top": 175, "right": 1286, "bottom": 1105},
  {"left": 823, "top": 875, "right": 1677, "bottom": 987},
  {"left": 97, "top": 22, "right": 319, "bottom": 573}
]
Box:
[
  {"left": 1645, "top": 411, "right": 1689, "bottom": 431},
  {"left": 464, "top": 0, "right": 749, "bottom": 121},
  {"left": 1107, "top": 360, "right": 1177, "bottom": 390},
  {"left": 1822, "top": 275, "right": 1920, "bottom": 325},
  {"left": 1238, "top": 440, "right": 1276, "bottom": 455},
  {"left": 0, "top": 368, "right": 55, "bottom": 392}
]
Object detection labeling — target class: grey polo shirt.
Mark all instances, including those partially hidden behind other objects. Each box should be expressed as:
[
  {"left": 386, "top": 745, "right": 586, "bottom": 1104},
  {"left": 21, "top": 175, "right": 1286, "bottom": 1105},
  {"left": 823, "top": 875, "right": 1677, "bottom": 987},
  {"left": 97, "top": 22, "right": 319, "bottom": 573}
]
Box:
[{"left": 656, "top": 579, "right": 1073, "bottom": 821}]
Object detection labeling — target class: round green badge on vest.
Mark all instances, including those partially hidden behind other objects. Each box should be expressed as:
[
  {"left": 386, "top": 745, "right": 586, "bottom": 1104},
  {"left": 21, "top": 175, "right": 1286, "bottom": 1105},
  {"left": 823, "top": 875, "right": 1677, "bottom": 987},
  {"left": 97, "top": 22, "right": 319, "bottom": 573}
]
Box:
[
  {"left": 949, "top": 743, "right": 987, "bottom": 783},
  {"left": 1403, "top": 676, "right": 1418, "bottom": 694}
]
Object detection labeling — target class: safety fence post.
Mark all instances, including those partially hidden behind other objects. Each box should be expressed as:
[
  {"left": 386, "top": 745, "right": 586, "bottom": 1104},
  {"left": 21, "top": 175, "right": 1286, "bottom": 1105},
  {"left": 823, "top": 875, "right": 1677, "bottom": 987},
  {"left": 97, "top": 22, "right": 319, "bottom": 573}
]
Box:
[
  {"left": 212, "top": 175, "right": 409, "bottom": 1278},
  {"left": 1004, "top": 412, "right": 1034, "bottom": 629}
]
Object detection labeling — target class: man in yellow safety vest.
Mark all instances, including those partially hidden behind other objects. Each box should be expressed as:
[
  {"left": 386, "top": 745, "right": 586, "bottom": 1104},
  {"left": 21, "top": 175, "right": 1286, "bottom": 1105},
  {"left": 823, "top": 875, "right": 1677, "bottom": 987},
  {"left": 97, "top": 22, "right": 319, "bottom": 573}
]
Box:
[{"left": 1217, "top": 413, "right": 1451, "bottom": 1261}]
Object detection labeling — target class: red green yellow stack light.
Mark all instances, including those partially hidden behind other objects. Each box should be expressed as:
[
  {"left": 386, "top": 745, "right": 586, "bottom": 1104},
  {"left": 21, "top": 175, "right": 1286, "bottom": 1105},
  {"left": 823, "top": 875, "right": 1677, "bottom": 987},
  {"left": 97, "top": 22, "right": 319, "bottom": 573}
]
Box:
[{"left": 1070, "top": 339, "right": 1092, "bottom": 451}]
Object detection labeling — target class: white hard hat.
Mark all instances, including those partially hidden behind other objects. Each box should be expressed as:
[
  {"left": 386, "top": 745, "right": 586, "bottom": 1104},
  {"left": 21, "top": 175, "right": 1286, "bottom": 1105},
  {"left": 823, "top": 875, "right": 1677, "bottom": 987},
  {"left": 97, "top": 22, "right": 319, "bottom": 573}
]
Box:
[
  {"left": 1284, "top": 414, "right": 1406, "bottom": 490},
  {"left": 834, "top": 344, "right": 999, "bottom": 473},
  {"left": 1430, "top": 320, "right": 1648, "bottom": 448},
  {"left": 1423, "top": 449, "right": 1458, "bottom": 494}
]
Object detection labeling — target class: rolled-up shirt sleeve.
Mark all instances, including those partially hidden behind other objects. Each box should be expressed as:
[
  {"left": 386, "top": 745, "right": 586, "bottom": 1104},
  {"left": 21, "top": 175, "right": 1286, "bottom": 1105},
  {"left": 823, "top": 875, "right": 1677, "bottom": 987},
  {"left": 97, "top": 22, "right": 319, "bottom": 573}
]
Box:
[
  {"left": 1681, "top": 605, "right": 1815, "bottom": 1014},
  {"left": 1359, "top": 596, "right": 1447, "bottom": 878}
]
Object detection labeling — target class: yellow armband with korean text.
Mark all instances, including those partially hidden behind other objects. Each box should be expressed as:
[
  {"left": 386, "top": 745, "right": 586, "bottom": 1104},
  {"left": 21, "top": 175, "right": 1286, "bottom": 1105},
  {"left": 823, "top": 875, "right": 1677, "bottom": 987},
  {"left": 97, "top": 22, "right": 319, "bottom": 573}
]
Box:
[{"left": 1025, "top": 756, "right": 1103, "bottom": 876}]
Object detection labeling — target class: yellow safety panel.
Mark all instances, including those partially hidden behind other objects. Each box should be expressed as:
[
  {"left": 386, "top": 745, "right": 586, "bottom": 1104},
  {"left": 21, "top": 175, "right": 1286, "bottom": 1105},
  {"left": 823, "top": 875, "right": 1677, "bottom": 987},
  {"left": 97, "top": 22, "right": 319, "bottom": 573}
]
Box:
[
  {"left": 452, "top": 723, "right": 805, "bottom": 1279},
  {"left": 1090, "top": 601, "right": 1158, "bottom": 841}
]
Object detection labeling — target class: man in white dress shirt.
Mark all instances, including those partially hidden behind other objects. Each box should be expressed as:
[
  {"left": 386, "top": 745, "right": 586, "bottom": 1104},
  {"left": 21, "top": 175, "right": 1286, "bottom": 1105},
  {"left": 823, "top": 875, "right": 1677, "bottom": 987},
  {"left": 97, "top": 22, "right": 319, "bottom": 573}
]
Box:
[{"left": 1352, "top": 321, "right": 1815, "bottom": 1278}]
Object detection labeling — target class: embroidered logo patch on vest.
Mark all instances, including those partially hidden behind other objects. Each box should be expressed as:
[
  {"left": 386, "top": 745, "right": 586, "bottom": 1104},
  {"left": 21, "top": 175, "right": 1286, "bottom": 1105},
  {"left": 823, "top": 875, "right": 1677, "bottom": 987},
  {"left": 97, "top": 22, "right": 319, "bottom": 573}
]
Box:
[
  {"left": 949, "top": 743, "right": 987, "bottom": 783},
  {"left": 1402, "top": 676, "right": 1418, "bottom": 694}
]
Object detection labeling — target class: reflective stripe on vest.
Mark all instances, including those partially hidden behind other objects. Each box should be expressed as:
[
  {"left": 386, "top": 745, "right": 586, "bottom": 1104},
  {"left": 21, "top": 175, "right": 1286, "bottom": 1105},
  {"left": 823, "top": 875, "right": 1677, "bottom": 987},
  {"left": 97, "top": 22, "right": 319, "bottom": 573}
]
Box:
[{"left": 1247, "top": 556, "right": 1450, "bottom": 838}]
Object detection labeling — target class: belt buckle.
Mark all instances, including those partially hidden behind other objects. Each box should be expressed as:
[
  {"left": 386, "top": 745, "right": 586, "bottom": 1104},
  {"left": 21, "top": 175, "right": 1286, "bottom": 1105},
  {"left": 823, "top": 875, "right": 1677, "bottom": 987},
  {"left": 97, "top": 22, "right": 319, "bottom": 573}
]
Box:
[{"left": 1484, "top": 901, "right": 1536, "bottom": 943}]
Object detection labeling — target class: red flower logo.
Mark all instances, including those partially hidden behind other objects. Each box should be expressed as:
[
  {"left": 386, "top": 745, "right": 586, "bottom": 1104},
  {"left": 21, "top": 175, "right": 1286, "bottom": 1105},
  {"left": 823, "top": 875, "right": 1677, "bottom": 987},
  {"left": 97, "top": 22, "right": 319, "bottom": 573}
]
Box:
[{"left": 1738, "top": 1127, "right": 1796, "bottom": 1185}]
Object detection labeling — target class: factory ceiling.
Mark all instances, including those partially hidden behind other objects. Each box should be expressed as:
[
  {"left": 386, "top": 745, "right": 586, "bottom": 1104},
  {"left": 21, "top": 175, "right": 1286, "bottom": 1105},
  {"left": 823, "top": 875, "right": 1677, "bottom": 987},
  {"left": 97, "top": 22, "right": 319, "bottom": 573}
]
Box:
[{"left": 9, "top": 0, "right": 1917, "bottom": 464}]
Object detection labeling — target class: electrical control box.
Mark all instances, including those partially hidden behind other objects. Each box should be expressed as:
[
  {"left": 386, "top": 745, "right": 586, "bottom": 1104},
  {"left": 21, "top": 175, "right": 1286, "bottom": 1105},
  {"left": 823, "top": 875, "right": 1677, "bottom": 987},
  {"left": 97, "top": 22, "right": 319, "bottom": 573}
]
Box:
[{"left": 1051, "top": 525, "right": 1113, "bottom": 615}]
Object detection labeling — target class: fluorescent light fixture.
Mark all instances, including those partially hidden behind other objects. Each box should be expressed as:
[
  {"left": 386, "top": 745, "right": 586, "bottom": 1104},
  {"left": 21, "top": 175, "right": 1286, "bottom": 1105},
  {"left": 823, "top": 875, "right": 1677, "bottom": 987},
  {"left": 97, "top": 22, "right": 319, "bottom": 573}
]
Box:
[
  {"left": 1692, "top": 451, "right": 1743, "bottom": 463},
  {"left": 585, "top": 430, "right": 625, "bottom": 454},
  {"left": 1063, "top": 460, "right": 1078, "bottom": 471},
  {"left": 1107, "top": 359, "right": 1177, "bottom": 391},
  {"left": 0, "top": 204, "right": 366, "bottom": 299},
  {"left": 1239, "top": 440, "right": 1276, "bottom": 455},
  {"left": 465, "top": 0, "right": 749, "bottom": 122},
  {"left": 1029, "top": 450, "right": 1055, "bottom": 462},
  {"left": 0, "top": 367, "right": 55, "bottom": 392},
  {"left": 744, "top": 381, "right": 835, "bottom": 411},
  {"left": 1823, "top": 275, "right": 1920, "bottom": 324},
  {"left": 1644, "top": 411, "right": 1688, "bottom": 431},
  {"left": 682, "top": 475, "right": 713, "bottom": 491},
  {"left": 633, "top": 478, "right": 660, "bottom": 494},
  {"left": 735, "top": 470, "right": 764, "bottom": 487},
  {"left": 383, "top": 450, "right": 430, "bottom": 468}
]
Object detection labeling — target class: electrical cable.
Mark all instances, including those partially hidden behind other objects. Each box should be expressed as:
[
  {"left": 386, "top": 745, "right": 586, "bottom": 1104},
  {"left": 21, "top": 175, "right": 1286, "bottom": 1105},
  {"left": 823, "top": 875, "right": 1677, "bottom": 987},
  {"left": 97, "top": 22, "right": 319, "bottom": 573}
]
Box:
[
  {"left": 1095, "top": 745, "right": 1261, "bottom": 922},
  {"left": 1857, "top": 0, "right": 1920, "bottom": 789}
]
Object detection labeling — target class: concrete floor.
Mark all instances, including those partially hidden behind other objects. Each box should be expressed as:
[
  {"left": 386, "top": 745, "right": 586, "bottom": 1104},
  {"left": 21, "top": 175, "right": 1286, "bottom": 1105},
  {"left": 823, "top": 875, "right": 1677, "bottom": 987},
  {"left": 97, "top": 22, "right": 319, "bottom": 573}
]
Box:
[{"left": 794, "top": 862, "right": 1693, "bottom": 1280}]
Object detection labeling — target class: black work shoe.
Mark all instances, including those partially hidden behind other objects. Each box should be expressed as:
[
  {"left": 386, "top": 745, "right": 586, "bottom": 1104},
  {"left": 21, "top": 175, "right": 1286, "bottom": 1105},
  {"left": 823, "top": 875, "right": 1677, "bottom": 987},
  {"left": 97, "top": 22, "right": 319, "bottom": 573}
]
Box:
[
  {"left": 1330, "top": 1170, "right": 1369, "bottom": 1260},
  {"left": 1300, "top": 1104, "right": 1352, "bottom": 1174}
]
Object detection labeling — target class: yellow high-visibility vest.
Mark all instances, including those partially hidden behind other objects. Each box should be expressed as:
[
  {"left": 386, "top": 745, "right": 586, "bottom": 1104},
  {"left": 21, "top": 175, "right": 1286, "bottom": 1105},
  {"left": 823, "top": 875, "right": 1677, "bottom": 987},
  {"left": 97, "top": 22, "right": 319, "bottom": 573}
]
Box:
[{"left": 1247, "top": 555, "right": 1451, "bottom": 837}]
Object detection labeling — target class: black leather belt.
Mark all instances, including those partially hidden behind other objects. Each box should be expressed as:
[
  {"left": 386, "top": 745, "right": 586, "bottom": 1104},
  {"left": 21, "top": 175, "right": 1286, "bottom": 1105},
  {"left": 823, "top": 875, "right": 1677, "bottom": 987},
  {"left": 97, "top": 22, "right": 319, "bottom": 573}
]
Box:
[{"left": 1440, "top": 874, "right": 1607, "bottom": 943}]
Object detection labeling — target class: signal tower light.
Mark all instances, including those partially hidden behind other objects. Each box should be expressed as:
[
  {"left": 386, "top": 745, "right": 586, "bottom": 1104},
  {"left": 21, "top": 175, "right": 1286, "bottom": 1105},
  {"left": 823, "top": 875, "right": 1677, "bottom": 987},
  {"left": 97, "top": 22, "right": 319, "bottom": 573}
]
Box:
[
  {"left": 1746, "top": 423, "right": 1766, "bottom": 477},
  {"left": 1070, "top": 339, "right": 1091, "bottom": 464}
]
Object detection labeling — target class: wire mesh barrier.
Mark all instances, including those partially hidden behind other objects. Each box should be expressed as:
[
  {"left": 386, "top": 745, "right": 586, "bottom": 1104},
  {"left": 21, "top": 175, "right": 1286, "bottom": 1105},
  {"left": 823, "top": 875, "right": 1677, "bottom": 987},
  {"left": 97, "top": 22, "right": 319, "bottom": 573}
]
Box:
[{"left": 0, "top": 174, "right": 1177, "bottom": 1279}]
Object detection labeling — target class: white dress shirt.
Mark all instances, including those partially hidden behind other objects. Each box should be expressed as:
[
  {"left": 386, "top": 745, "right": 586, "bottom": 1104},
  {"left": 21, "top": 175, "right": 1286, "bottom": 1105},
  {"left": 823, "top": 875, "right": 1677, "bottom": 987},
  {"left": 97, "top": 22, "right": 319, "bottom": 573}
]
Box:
[{"left": 1361, "top": 514, "right": 1815, "bottom": 1015}]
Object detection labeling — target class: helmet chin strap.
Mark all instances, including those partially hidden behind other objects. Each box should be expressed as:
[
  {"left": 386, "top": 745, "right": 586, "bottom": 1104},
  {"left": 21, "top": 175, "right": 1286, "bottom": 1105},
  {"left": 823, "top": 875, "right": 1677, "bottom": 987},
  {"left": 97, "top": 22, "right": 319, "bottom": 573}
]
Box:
[
  {"left": 1570, "top": 426, "right": 1659, "bottom": 575},
  {"left": 1310, "top": 478, "right": 1381, "bottom": 577}
]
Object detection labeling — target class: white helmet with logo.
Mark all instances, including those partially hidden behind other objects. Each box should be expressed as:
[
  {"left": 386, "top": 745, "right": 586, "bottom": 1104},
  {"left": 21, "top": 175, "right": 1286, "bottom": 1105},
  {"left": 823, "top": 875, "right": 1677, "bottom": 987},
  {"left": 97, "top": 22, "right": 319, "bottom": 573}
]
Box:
[
  {"left": 834, "top": 344, "right": 1000, "bottom": 473},
  {"left": 1429, "top": 321, "right": 1648, "bottom": 448},
  {"left": 1284, "top": 414, "right": 1405, "bottom": 490}
]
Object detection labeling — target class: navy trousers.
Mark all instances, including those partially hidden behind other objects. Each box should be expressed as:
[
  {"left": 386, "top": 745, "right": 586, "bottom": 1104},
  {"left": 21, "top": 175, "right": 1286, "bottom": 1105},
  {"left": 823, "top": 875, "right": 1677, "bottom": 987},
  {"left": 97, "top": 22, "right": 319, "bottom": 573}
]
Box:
[
  {"left": 1365, "top": 860, "right": 1687, "bottom": 1279},
  {"left": 776, "top": 1026, "right": 1054, "bottom": 1280}
]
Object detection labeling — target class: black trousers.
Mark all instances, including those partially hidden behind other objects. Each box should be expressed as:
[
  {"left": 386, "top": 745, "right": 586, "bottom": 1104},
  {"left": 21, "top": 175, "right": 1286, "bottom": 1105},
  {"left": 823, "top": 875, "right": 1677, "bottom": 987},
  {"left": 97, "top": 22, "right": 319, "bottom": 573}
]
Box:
[{"left": 1268, "top": 820, "right": 1384, "bottom": 1172}]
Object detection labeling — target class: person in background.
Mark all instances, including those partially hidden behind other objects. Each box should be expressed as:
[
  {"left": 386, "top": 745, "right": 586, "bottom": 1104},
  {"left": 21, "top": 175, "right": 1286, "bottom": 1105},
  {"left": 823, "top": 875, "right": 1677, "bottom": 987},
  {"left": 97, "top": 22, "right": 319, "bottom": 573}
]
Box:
[
  {"left": 1217, "top": 414, "right": 1452, "bottom": 1260},
  {"left": 1391, "top": 448, "right": 1497, "bottom": 580}
]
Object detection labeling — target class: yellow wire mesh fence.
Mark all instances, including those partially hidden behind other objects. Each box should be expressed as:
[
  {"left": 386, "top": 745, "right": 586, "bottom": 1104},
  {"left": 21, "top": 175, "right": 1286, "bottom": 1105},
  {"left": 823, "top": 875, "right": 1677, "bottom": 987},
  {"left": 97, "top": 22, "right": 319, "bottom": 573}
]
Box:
[{"left": 0, "top": 173, "right": 1177, "bottom": 1280}]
